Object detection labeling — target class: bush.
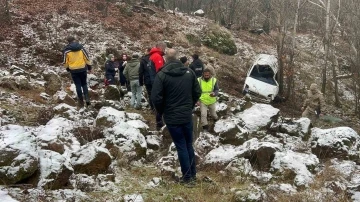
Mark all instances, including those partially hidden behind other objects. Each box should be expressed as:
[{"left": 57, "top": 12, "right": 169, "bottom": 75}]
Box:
[
  {"left": 186, "top": 33, "right": 202, "bottom": 47},
  {"left": 201, "top": 24, "right": 237, "bottom": 55}
]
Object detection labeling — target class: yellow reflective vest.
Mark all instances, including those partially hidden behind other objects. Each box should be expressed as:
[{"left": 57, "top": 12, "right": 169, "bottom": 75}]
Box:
[{"left": 198, "top": 77, "right": 217, "bottom": 105}]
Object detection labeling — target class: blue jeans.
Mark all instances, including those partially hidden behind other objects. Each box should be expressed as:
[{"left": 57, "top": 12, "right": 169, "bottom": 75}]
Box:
[
  {"left": 167, "top": 122, "right": 196, "bottom": 181},
  {"left": 130, "top": 80, "right": 142, "bottom": 108},
  {"left": 71, "top": 71, "right": 89, "bottom": 102}
]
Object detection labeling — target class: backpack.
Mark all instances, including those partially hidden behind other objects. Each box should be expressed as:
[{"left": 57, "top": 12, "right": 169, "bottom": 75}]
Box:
[{"left": 146, "top": 58, "right": 157, "bottom": 84}]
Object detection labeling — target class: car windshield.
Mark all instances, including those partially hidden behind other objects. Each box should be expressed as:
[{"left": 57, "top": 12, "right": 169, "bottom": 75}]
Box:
[{"left": 249, "top": 65, "right": 277, "bottom": 85}]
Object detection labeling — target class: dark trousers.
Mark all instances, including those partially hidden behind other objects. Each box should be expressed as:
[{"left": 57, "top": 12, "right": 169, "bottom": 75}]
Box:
[
  {"left": 167, "top": 122, "right": 196, "bottom": 180},
  {"left": 120, "top": 71, "right": 130, "bottom": 91},
  {"left": 71, "top": 71, "right": 89, "bottom": 102},
  {"left": 145, "top": 83, "right": 154, "bottom": 110},
  {"left": 156, "top": 112, "right": 163, "bottom": 127}
]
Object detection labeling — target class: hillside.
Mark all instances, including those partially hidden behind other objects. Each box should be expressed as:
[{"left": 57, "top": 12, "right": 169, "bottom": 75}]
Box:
[{"left": 0, "top": 0, "right": 360, "bottom": 202}]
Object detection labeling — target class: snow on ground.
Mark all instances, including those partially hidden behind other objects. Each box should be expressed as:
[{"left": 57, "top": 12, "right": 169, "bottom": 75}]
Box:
[{"left": 0, "top": 188, "right": 18, "bottom": 202}]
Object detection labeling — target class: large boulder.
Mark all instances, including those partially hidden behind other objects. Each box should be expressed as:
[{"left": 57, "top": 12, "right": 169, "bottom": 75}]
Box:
[
  {"left": 43, "top": 69, "right": 62, "bottom": 95},
  {"left": 71, "top": 143, "right": 112, "bottom": 175},
  {"left": 53, "top": 91, "right": 76, "bottom": 106},
  {"left": 53, "top": 103, "right": 79, "bottom": 121},
  {"left": 270, "top": 150, "right": 319, "bottom": 187},
  {"left": 214, "top": 119, "right": 243, "bottom": 145},
  {"left": 216, "top": 102, "right": 228, "bottom": 117},
  {"left": 0, "top": 125, "right": 38, "bottom": 184},
  {"left": 146, "top": 135, "right": 162, "bottom": 150},
  {"left": 203, "top": 145, "right": 243, "bottom": 169},
  {"left": 194, "top": 132, "right": 220, "bottom": 157},
  {"left": 310, "top": 127, "right": 360, "bottom": 160},
  {"left": 95, "top": 107, "right": 127, "bottom": 128},
  {"left": 279, "top": 118, "right": 311, "bottom": 139},
  {"left": 236, "top": 104, "right": 280, "bottom": 133},
  {"left": 37, "top": 117, "right": 77, "bottom": 154},
  {"left": 104, "top": 85, "right": 121, "bottom": 101},
  {"left": 104, "top": 122, "right": 147, "bottom": 160},
  {"left": 38, "top": 150, "right": 73, "bottom": 189}
]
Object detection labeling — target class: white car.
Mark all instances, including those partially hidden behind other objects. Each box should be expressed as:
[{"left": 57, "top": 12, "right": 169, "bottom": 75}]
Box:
[{"left": 243, "top": 54, "right": 279, "bottom": 103}]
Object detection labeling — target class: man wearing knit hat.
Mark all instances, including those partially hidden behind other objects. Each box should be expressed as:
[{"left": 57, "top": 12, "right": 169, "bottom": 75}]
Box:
[
  {"left": 124, "top": 53, "right": 142, "bottom": 109},
  {"left": 105, "top": 54, "right": 116, "bottom": 85}
]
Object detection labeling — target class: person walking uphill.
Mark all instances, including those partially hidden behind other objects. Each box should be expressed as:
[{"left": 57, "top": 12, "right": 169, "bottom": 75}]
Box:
[
  {"left": 149, "top": 42, "right": 166, "bottom": 129},
  {"left": 124, "top": 53, "right": 142, "bottom": 109},
  {"left": 189, "top": 53, "right": 204, "bottom": 78},
  {"left": 198, "top": 68, "right": 219, "bottom": 132},
  {"left": 63, "top": 36, "right": 92, "bottom": 108},
  {"left": 151, "top": 49, "right": 201, "bottom": 186},
  {"left": 119, "top": 54, "right": 130, "bottom": 91},
  {"left": 301, "top": 83, "right": 326, "bottom": 122},
  {"left": 105, "top": 54, "right": 116, "bottom": 85}
]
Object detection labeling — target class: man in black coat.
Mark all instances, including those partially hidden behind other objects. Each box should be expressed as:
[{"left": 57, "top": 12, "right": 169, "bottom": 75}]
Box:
[
  {"left": 139, "top": 48, "right": 154, "bottom": 110},
  {"left": 189, "top": 53, "right": 204, "bottom": 78},
  {"left": 151, "top": 49, "right": 201, "bottom": 185}
]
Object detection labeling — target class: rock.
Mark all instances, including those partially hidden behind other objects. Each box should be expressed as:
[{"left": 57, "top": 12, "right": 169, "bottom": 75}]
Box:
[
  {"left": 104, "top": 122, "right": 147, "bottom": 160},
  {"left": 95, "top": 107, "right": 127, "bottom": 128},
  {"left": 266, "top": 184, "right": 297, "bottom": 198},
  {"left": 194, "top": 132, "right": 220, "bottom": 157},
  {"left": 270, "top": 150, "right": 319, "bottom": 187},
  {"left": 38, "top": 150, "right": 73, "bottom": 189},
  {"left": 124, "top": 194, "right": 144, "bottom": 202},
  {"left": 218, "top": 92, "right": 230, "bottom": 102},
  {"left": 236, "top": 104, "right": 280, "bottom": 133},
  {"left": 104, "top": 85, "right": 121, "bottom": 101},
  {"left": 72, "top": 174, "right": 96, "bottom": 192},
  {"left": 0, "top": 125, "right": 38, "bottom": 184},
  {"left": 146, "top": 177, "right": 162, "bottom": 189},
  {"left": 87, "top": 74, "right": 99, "bottom": 88},
  {"left": 53, "top": 103, "right": 78, "bottom": 121},
  {"left": 214, "top": 119, "right": 241, "bottom": 145},
  {"left": 10, "top": 65, "right": 27, "bottom": 76},
  {"left": 156, "top": 156, "right": 177, "bottom": 177},
  {"left": 216, "top": 102, "right": 228, "bottom": 116},
  {"left": 250, "top": 171, "right": 273, "bottom": 184},
  {"left": 96, "top": 174, "right": 116, "bottom": 188},
  {"left": 127, "top": 120, "right": 149, "bottom": 135},
  {"left": 71, "top": 144, "right": 112, "bottom": 175},
  {"left": 240, "top": 138, "right": 281, "bottom": 171},
  {"left": 37, "top": 117, "right": 77, "bottom": 154},
  {"left": 225, "top": 158, "right": 253, "bottom": 176},
  {"left": 203, "top": 145, "right": 242, "bottom": 169},
  {"left": 146, "top": 135, "right": 162, "bottom": 150},
  {"left": 279, "top": 118, "right": 311, "bottom": 139},
  {"left": 310, "top": 127, "right": 360, "bottom": 160},
  {"left": 43, "top": 69, "right": 62, "bottom": 95},
  {"left": 53, "top": 91, "right": 76, "bottom": 106},
  {"left": 40, "top": 92, "right": 51, "bottom": 100},
  {"left": 232, "top": 184, "right": 266, "bottom": 202},
  {"left": 14, "top": 75, "right": 31, "bottom": 90},
  {"left": 0, "top": 189, "right": 18, "bottom": 201},
  {"left": 194, "top": 9, "right": 205, "bottom": 17},
  {"left": 93, "top": 100, "right": 125, "bottom": 111},
  {"left": 160, "top": 126, "right": 174, "bottom": 151}
]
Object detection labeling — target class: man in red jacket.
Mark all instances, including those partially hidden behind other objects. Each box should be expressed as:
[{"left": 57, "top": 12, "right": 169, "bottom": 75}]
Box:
[
  {"left": 149, "top": 42, "right": 166, "bottom": 130},
  {"left": 149, "top": 42, "right": 166, "bottom": 73}
]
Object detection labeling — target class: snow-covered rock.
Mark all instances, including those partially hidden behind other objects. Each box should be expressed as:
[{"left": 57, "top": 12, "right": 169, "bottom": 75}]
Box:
[
  {"left": 104, "top": 122, "right": 147, "bottom": 160},
  {"left": 0, "top": 188, "right": 18, "bottom": 202},
  {"left": 146, "top": 135, "right": 161, "bottom": 150},
  {"left": 236, "top": 104, "right": 279, "bottom": 133},
  {"left": 225, "top": 158, "right": 253, "bottom": 176},
  {"left": 279, "top": 118, "right": 311, "bottom": 138},
  {"left": 53, "top": 90, "right": 76, "bottom": 106},
  {"left": 194, "top": 9, "right": 205, "bottom": 17},
  {"left": 194, "top": 132, "right": 220, "bottom": 157},
  {"left": 127, "top": 120, "right": 149, "bottom": 135},
  {"left": 156, "top": 156, "right": 177, "bottom": 177},
  {"left": 270, "top": 150, "right": 319, "bottom": 187},
  {"left": 71, "top": 174, "right": 96, "bottom": 192},
  {"left": 232, "top": 184, "right": 266, "bottom": 202},
  {"left": 0, "top": 125, "right": 38, "bottom": 184},
  {"left": 71, "top": 143, "right": 112, "bottom": 175},
  {"left": 146, "top": 177, "right": 162, "bottom": 189},
  {"left": 95, "top": 107, "right": 127, "bottom": 128},
  {"left": 311, "top": 127, "right": 360, "bottom": 160},
  {"left": 214, "top": 119, "right": 244, "bottom": 145},
  {"left": 38, "top": 150, "right": 73, "bottom": 189},
  {"left": 42, "top": 69, "right": 62, "bottom": 95},
  {"left": 124, "top": 194, "right": 144, "bottom": 202},
  {"left": 53, "top": 103, "right": 78, "bottom": 121},
  {"left": 87, "top": 74, "right": 99, "bottom": 88},
  {"left": 216, "top": 102, "right": 228, "bottom": 116}
]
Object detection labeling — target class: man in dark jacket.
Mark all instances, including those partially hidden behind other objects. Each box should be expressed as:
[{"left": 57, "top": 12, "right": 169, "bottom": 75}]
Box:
[
  {"left": 189, "top": 53, "right": 204, "bottom": 78},
  {"left": 139, "top": 48, "right": 154, "bottom": 110},
  {"left": 63, "top": 36, "right": 92, "bottom": 108},
  {"left": 151, "top": 49, "right": 201, "bottom": 185},
  {"left": 105, "top": 54, "right": 116, "bottom": 85}
]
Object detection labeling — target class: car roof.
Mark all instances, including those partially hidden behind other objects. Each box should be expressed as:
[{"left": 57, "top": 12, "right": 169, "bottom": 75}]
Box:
[{"left": 254, "top": 54, "right": 278, "bottom": 73}]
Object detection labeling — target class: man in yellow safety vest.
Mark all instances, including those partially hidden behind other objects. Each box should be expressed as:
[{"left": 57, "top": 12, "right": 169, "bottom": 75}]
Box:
[{"left": 197, "top": 68, "right": 219, "bottom": 132}]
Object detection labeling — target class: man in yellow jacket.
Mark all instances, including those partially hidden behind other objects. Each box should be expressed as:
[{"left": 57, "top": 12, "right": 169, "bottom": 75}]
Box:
[
  {"left": 198, "top": 68, "right": 219, "bottom": 132},
  {"left": 63, "top": 36, "right": 92, "bottom": 108}
]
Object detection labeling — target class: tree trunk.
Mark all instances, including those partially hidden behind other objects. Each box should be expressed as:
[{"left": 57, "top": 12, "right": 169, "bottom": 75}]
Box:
[
  {"left": 330, "top": 51, "right": 341, "bottom": 107},
  {"left": 321, "top": 0, "right": 331, "bottom": 94}
]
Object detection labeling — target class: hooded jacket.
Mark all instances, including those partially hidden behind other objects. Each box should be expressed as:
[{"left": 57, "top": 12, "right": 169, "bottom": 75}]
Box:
[
  {"left": 123, "top": 58, "right": 140, "bottom": 81},
  {"left": 302, "top": 89, "right": 326, "bottom": 111},
  {"left": 149, "top": 48, "right": 165, "bottom": 73},
  {"left": 151, "top": 59, "right": 201, "bottom": 125},
  {"left": 63, "top": 42, "right": 91, "bottom": 73},
  {"left": 189, "top": 58, "right": 204, "bottom": 78},
  {"left": 105, "top": 60, "right": 116, "bottom": 77}
]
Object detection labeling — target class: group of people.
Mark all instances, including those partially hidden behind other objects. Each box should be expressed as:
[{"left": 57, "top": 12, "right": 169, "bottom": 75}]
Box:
[{"left": 63, "top": 37, "right": 220, "bottom": 186}]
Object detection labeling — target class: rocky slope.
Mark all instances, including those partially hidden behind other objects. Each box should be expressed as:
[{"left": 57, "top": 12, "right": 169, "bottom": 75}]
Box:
[{"left": 0, "top": 0, "right": 360, "bottom": 201}]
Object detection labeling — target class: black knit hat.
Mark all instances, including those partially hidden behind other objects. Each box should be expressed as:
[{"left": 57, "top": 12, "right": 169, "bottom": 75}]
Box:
[{"left": 180, "top": 56, "right": 188, "bottom": 64}]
